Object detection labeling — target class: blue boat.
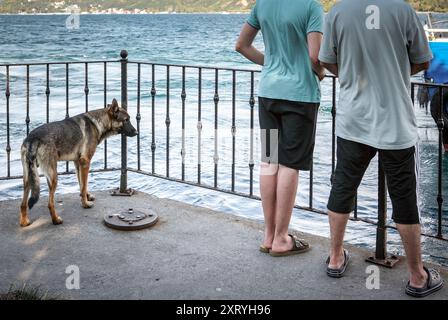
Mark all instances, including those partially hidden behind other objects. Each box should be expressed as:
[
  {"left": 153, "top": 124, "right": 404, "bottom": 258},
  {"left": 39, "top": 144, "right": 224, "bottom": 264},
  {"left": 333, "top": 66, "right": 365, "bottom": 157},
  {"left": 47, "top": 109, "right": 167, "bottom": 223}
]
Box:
[
  {"left": 420, "top": 17, "right": 448, "bottom": 151},
  {"left": 425, "top": 30, "right": 448, "bottom": 96}
]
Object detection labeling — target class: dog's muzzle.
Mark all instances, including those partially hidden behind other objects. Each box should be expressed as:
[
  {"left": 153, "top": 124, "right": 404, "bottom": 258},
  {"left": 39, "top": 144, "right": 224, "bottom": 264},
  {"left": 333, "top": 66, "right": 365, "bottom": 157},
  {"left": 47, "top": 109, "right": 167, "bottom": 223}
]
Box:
[{"left": 120, "top": 121, "right": 138, "bottom": 137}]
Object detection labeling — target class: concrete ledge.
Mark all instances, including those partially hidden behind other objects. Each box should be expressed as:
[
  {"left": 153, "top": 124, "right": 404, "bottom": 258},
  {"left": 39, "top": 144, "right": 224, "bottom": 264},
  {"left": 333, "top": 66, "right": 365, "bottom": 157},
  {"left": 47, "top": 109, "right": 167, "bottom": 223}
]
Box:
[{"left": 0, "top": 191, "right": 446, "bottom": 300}]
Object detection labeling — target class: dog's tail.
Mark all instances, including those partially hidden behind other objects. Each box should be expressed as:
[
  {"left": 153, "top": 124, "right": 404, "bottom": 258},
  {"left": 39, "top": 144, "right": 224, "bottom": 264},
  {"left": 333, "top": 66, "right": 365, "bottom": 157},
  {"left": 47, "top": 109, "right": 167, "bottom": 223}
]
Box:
[{"left": 23, "top": 141, "right": 40, "bottom": 209}]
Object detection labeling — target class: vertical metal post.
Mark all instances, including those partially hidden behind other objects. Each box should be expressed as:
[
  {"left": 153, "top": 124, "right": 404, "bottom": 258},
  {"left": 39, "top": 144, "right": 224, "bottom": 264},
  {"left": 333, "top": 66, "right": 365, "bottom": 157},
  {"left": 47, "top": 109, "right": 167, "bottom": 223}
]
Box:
[
  {"left": 84, "top": 63, "right": 89, "bottom": 112},
  {"left": 112, "top": 50, "right": 133, "bottom": 196},
  {"left": 213, "top": 69, "right": 219, "bottom": 188},
  {"left": 309, "top": 161, "right": 313, "bottom": 209},
  {"left": 151, "top": 64, "right": 156, "bottom": 174},
  {"left": 5, "top": 66, "right": 10, "bottom": 178},
  {"left": 197, "top": 68, "right": 202, "bottom": 184},
  {"left": 104, "top": 62, "right": 108, "bottom": 170},
  {"left": 46, "top": 64, "right": 50, "bottom": 123},
  {"left": 231, "top": 70, "right": 236, "bottom": 192},
  {"left": 166, "top": 66, "right": 171, "bottom": 178},
  {"left": 437, "top": 86, "right": 444, "bottom": 238},
  {"left": 181, "top": 66, "right": 186, "bottom": 181},
  {"left": 366, "top": 158, "right": 399, "bottom": 267},
  {"left": 120, "top": 50, "right": 129, "bottom": 193},
  {"left": 249, "top": 72, "right": 255, "bottom": 197},
  {"left": 65, "top": 63, "right": 69, "bottom": 173},
  {"left": 331, "top": 77, "right": 336, "bottom": 184},
  {"left": 136, "top": 63, "right": 141, "bottom": 171},
  {"left": 26, "top": 65, "right": 30, "bottom": 136},
  {"left": 376, "top": 162, "right": 387, "bottom": 260}
]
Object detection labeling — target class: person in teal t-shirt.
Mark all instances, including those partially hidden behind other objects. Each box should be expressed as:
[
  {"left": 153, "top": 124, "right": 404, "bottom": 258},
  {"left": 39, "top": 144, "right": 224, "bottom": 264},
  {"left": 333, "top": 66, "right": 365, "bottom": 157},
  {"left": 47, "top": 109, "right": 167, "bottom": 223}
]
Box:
[{"left": 235, "top": 0, "right": 325, "bottom": 256}]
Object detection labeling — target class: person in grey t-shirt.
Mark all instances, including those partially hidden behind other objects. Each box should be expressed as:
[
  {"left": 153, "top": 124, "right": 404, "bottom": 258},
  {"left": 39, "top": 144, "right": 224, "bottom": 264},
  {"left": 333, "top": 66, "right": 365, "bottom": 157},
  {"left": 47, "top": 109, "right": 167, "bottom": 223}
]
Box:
[{"left": 319, "top": 0, "right": 443, "bottom": 297}]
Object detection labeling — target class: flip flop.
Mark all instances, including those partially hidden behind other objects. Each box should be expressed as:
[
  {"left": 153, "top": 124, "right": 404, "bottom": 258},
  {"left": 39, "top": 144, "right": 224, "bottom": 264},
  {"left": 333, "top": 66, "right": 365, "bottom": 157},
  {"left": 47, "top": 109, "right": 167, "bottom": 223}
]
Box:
[
  {"left": 259, "top": 245, "right": 270, "bottom": 253},
  {"left": 269, "top": 234, "right": 310, "bottom": 257},
  {"left": 405, "top": 267, "right": 444, "bottom": 298},
  {"left": 326, "top": 249, "right": 350, "bottom": 278}
]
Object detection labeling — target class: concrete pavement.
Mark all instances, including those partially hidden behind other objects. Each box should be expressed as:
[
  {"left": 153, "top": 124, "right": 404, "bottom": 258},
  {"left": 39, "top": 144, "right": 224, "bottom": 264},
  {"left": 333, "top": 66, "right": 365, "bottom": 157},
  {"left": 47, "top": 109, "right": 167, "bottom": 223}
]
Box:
[{"left": 0, "top": 191, "right": 446, "bottom": 300}]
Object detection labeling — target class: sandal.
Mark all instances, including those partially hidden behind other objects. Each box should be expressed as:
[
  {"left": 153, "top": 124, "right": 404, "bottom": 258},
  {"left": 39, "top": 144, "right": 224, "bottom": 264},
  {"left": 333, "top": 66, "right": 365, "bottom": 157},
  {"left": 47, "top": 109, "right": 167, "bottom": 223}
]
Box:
[
  {"left": 326, "top": 249, "right": 350, "bottom": 278},
  {"left": 259, "top": 245, "right": 270, "bottom": 253},
  {"left": 269, "top": 234, "right": 310, "bottom": 257},
  {"left": 405, "top": 267, "right": 444, "bottom": 298}
]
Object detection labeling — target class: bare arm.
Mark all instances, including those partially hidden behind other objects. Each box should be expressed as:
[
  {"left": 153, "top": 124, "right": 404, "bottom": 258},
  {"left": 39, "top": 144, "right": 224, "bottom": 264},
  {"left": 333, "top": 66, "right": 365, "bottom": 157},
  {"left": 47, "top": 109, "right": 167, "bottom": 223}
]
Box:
[
  {"left": 235, "top": 23, "right": 264, "bottom": 66},
  {"left": 308, "top": 32, "right": 326, "bottom": 81},
  {"left": 411, "top": 61, "right": 430, "bottom": 76}
]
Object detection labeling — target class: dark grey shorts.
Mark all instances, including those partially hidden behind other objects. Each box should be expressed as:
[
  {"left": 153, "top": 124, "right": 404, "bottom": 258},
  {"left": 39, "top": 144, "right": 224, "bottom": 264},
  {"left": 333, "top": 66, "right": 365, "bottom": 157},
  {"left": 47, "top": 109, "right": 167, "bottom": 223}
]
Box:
[
  {"left": 258, "top": 97, "right": 319, "bottom": 171},
  {"left": 327, "top": 137, "right": 421, "bottom": 225}
]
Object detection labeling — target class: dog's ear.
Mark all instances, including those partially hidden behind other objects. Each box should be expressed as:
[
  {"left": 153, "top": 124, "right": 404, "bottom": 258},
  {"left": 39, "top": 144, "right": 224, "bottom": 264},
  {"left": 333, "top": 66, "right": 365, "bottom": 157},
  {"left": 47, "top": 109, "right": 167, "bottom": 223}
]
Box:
[
  {"left": 108, "top": 99, "right": 119, "bottom": 117},
  {"left": 111, "top": 99, "right": 119, "bottom": 112}
]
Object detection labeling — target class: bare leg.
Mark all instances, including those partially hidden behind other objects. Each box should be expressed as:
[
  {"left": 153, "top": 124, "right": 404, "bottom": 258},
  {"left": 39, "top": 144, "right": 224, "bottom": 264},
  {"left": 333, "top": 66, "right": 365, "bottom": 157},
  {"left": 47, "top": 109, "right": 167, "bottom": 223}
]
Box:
[
  {"left": 79, "top": 158, "right": 94, "bottom": 208},
  {"left": 47, "top": 173, "right": 63, "bottom": 225},
  {"left": 260, "top": 162, "right": 278, "bottom": 249},
  {"left": 328, "top": 210, "right": 350, "bottom": 268},
  {"left": 396, "top": 223, "right": 428, "bottom": 288},
  {"left": 271, "top": 165, "right": 299, "bottom": 253}
]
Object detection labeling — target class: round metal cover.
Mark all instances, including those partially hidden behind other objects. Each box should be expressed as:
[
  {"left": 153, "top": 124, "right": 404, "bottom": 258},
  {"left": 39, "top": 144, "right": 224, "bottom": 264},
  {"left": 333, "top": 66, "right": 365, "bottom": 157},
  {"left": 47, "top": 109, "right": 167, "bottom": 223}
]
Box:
[{"left": 104, "top": 208, "right": 158, "bottom": 231}]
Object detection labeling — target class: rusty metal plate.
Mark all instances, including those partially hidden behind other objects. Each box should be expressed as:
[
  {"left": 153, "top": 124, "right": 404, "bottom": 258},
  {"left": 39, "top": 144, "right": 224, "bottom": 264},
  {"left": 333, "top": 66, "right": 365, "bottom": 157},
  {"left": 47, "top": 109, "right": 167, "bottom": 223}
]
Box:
[
  {"left": 110, "top": 188, "right": 135, "bottom": 197},
  {"left": 366, "top": 254, "right": 400, "bottom": 268},
  {"left": 104, "top": 208, "right": 158, "bottom": 231}
]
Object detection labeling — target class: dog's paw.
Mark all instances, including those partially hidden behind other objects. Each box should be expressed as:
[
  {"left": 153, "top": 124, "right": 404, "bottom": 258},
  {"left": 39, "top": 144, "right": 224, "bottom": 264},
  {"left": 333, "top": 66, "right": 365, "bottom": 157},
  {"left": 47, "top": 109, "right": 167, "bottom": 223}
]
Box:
[
  {"left": 20, "top": 219, "right": 31, "bottom": 227},
  {"left": 87, "top": 193, "right": 96, "bottom": 201},
  {"left": 52, "top": 216, "right": 63, "bottom": 225},
  {"left": 82, "top": 201, "right": 94, "bottom": 209}
]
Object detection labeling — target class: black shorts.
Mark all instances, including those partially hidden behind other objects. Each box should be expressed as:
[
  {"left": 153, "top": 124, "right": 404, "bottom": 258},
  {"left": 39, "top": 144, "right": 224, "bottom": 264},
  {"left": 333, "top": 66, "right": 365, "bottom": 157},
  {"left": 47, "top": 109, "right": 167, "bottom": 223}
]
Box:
[
  {"left": 327, "top": 137, "right": 421, "bottom": 225},
  {"left": 258, "top": 97, "right": 319, "bottom": 171}
]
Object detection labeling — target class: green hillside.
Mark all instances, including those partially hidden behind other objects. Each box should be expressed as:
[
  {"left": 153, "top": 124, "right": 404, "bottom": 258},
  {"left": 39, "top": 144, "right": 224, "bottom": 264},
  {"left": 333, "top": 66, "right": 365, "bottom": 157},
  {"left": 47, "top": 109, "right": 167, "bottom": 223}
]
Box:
[{"left": 0, "top": 0, "right": 446, "bottom": 14}]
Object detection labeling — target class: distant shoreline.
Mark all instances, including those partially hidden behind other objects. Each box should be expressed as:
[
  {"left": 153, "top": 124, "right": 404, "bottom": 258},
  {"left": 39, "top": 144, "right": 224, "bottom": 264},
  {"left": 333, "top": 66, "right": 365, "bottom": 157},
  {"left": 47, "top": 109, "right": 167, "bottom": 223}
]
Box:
[
  {"left": 0, "top": 10, "right": 446, "bottom": 16},
  {"left": 0, "top": 12, "right": 251, "bottom": 16}
]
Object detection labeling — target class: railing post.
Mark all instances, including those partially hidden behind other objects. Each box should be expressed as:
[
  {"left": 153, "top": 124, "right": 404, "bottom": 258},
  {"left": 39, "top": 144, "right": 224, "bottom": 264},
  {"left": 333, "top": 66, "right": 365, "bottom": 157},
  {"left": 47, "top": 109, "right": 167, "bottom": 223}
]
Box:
[
  {"left": 366, "top": 158, "right": 399, "bottom": 268},
  {"left": 112, "top": 50, "right": 134, "bottom": 196}
]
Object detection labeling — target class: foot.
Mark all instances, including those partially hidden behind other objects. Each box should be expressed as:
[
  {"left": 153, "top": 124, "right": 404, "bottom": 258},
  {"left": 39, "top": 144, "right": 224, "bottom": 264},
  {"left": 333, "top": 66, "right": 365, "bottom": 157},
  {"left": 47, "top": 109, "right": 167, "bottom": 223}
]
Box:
[
  {"left": 262, "top": 231, "right": 274, "bottom": 251},
  {"left": 80, "top": 193, "right": 96, "bottom": 201},
  {"left": 271, "top": 234, "right": 294, "bottom": 253},
  {"left": 328, "top": 248, "right": 346, "bottom": 269},
  {"left": 20, "top": 218, "right": 31, "bottom": 227},
  {"left": 409, "top": 269, "right": 429, "bottom": 289},
  {"left": 269, "top": 234, "right": 310, "bottom": 257},
  {"left": 406, "top": 267, "right": 444, "bottom": 298},
  {"left": 87, "top": 193, "right": 95, "bottom": 201},
  {"left": 52, "top": 216, "right": 63, "bottom": 225},
  {"left": 82, "top": 200, "right": 94, "bottom": 209}
]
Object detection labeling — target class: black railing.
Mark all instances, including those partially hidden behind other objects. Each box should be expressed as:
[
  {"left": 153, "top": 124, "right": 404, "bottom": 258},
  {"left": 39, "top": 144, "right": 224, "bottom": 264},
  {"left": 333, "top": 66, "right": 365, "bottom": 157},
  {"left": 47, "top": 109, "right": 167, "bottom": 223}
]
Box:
[{"left": 1, "top": 52, "right": 447, "bottom": 267}]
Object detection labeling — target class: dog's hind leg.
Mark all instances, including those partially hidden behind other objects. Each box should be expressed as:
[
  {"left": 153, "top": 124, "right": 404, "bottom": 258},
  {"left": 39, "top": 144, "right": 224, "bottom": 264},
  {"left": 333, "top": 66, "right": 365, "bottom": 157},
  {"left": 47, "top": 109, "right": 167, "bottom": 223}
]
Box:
[
  {"left": 43, "top": 161, "right": 63, "bottom": 225},
  {"left": 20, "top": 147, "right": 31, "bottom": 227},
  {"left": 20, "top": 178, "right": 31, "bottom": 227},
  {"left": 79, "top": 157, "right": 94, "bottom": 209}
]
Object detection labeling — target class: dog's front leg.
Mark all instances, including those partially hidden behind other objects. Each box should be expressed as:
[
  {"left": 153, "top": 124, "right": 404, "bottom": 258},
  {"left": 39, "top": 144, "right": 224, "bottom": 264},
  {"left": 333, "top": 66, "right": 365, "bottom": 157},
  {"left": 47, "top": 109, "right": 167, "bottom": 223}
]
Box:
[
  {"left": 75, "top": 160, "right": 95, "bottom": 202},
  {"left": 79, "top": 157, "right": 94, "bottom": 209}
]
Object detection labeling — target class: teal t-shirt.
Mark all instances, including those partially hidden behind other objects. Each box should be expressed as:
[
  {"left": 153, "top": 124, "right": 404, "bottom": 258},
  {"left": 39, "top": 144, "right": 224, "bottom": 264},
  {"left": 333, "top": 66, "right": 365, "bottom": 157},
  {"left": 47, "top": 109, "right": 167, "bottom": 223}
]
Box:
[{"left": 247, "top": 0, "right": 324, "bottom": 103}]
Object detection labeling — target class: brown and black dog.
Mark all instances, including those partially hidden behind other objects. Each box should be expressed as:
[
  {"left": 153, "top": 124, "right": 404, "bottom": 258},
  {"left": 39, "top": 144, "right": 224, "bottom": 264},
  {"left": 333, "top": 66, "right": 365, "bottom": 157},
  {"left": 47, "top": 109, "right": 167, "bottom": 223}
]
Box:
[{"left": 19, "top": 98, "right": 137, "bottom": 227}]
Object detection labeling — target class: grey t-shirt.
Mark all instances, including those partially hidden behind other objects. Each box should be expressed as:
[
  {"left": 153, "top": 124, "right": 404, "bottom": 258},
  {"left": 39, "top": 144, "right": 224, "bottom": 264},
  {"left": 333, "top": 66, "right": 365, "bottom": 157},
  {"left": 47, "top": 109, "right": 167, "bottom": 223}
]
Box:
[{"left": 319, "top": 0, "right": 433, "bottom": 150}]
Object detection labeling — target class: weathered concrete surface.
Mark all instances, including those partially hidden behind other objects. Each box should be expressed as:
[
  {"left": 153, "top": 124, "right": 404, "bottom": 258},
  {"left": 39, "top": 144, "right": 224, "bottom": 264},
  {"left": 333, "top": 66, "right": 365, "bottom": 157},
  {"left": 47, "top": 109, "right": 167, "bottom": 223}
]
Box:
[{"left": 0, "top": 191, "right": 446, "bottom": 300}]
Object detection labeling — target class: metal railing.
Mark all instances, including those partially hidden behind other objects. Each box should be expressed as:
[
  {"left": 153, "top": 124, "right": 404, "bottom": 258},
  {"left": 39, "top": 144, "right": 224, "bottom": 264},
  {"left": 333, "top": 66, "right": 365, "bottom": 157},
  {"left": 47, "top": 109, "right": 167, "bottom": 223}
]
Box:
[{"left": 1, "top": 51, "right": 447, "bottom": 267}]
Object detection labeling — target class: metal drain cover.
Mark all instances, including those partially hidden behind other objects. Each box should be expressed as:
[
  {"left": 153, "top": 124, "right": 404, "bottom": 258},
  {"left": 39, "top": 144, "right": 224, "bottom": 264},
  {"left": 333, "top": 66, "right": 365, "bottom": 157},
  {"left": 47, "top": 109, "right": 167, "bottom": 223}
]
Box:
[{"left": 104, "top": 208, "right": 158, "bottom": 231}]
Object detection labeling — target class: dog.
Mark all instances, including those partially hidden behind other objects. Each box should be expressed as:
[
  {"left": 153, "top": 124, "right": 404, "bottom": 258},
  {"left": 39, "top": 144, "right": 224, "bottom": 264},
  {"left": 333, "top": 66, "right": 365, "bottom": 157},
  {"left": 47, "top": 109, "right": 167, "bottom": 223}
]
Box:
[{"left": 19, "top": 98, "right": 138, "bottom": 227}]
